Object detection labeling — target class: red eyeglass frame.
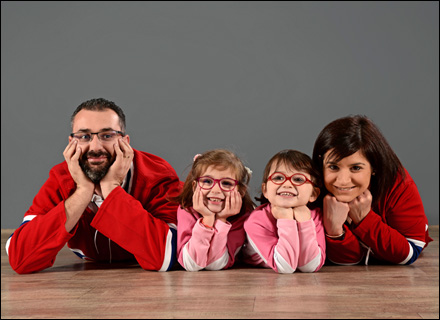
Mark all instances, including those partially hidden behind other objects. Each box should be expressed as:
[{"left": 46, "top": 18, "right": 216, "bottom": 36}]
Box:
[{"left": 268, "top": 172, "right": 316, "bottom": 187}]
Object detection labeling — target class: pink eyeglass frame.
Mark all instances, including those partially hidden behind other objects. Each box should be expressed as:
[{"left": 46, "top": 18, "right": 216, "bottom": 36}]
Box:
[{"left": 196, "top": 176, "right": 239, "bottom": 192}]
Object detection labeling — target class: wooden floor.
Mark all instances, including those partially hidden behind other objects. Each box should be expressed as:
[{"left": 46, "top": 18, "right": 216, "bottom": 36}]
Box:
[{"left": 1, "top": 227, "right": 438, "bottom": 319}]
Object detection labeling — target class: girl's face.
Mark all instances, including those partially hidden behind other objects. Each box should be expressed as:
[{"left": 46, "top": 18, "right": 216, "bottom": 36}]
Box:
[
  {"left": 323, "top": 150, "right": 373, "bottom": 203},
  {"left": 262, "top": 162, "right": 318, "bottom": 208},
  {"left": 195, "top": 165, "right": 238, "bottom": 213}
]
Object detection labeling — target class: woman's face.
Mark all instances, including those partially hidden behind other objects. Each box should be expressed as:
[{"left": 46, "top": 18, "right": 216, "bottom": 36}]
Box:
[{"left": 323, "top": 150, "right": 373, "bottom": 203}]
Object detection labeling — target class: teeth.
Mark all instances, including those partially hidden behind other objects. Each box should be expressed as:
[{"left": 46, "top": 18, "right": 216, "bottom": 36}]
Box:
[
  {"left": 209, "top": 198, "right": 223, "bottom": 202},
  {"left": 279, "top": 193, "right": 295, "bottom": 196},
  {"left": 337, "top": 187, "right": 354, "bottom": 191}
]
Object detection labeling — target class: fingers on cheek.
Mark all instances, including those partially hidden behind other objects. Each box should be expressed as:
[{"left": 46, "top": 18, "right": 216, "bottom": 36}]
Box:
[
  {"left": 73, "top": 146, "right": 81, "bottom": 159},
  {"left": 115, "top": 142, "right": 122, "bottom": 153}
]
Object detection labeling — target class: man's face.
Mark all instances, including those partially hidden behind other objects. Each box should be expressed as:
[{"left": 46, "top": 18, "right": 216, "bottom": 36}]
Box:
[{"left": 69, "top": 109, "right": 124, "bottom": 184}]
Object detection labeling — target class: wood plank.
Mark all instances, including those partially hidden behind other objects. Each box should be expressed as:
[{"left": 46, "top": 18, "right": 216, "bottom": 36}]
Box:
[{"left": 2, "top": 226, "right": 438, "bottom": 319}]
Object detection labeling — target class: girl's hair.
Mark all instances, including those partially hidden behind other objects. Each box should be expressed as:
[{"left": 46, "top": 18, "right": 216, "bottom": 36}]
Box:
[
  {"left": 173, "top": 149, "right": 255, "bottom": 220},
  {"left": 312, "top": 115, "right": 405, "bottom": 210},
  {"left": 257, "top": 149, "right": 322, "bottom": 207}
]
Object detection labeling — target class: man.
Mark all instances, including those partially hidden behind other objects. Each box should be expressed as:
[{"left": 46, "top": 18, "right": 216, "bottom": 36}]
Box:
[{"left": 6, "top": 98, "right": 181, "bottom": 274}]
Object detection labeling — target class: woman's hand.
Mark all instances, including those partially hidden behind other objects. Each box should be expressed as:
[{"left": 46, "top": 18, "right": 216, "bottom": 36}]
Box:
[
  {"left": 323, "top": 194, "right": 349, "bottom": 236},
  {"left": 348, "top": 190, "right": 372, "bottom": 225}
]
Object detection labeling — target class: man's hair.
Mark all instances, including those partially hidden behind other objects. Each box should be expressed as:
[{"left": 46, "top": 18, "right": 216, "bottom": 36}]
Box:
[{"left": 71, "top": 98, "right": 126, "bottom": 132}]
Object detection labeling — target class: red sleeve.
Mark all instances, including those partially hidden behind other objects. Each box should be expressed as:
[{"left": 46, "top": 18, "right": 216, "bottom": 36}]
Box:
[
  {"left": 327, "top": 170, "right": 431, "bottom": 265},
  {"left": 89, "top": 151, "right": 181, "bottom": 271},
  {"left": 323, "top": 224, "right": 365, "bottom": 265},
  {"left": 352, "top": 173, "right": 430, "bottom": 264},
  {"left": 7, "top": 165, "right": 76, "bottom": 274},
  {"left": 90, "top": 187, "right": 173, "bottom": 270}
]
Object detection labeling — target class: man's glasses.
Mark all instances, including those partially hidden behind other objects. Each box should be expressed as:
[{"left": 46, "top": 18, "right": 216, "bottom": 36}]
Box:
[
  {"left": 70, "top": 130, "right": 125, "bottom": 144},
  {"left": 268, "top": 172, "right": 315, "bottom": 187},
  {"left": 196, "top": 176, "right": 238, "bottom": 192}
]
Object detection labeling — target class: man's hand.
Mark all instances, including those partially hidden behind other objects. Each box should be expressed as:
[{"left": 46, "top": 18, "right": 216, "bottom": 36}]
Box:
[
  {"left": 63, "top": 139, "right": 94, "bottom": 233},
  {"left": 63, "top": 139, "right": 94, "bottom": 193},
  {"left": 100, "top": 137, "right": 133, "bottom": 198}
]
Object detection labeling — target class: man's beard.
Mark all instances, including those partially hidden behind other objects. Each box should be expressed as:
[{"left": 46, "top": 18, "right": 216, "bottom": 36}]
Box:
[{"left": 79, "top": 150, "right": 113, "bottom": 184}]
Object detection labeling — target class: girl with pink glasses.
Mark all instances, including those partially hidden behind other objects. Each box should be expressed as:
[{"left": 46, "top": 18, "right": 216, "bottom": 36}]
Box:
[
  {"left": 243, "top": 150, "right": 326, "bottom": 273},
  {"left": 172, "top": 149, "right": 254, "bottom": 271}
]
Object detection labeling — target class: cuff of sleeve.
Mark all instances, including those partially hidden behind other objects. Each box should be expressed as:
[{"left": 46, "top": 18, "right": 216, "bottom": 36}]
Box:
[
  {"left": 276, "top": 219, "right": 298, "bottom": 239},
  {"left": 276, "top": 218, "right": 297, "bottom": 228},
  {"left": 60, "top": 201, "right": 78, "bottom": 237},
  {"left": 196, "top": 218, "right": 216, "bottom": 233},
  {"left": 326, "top": 224, "right": 349, "bottom": 242},
  {"left": 213, "top": 219, "right": 232, "bottom": 233},
  {"left": 91, "top": 186, "right": 124, "bottom": 227},
  {"left": 297, "top": 219, "right": 314, "bottom": 231},
  {"left": 351, "top": 210, "right": 380, "bottom": 238}
]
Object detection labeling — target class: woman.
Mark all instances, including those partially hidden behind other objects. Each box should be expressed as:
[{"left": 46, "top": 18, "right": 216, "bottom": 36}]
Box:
[{"left": 312, "top": 115, "right": 432, "bottom": 265}]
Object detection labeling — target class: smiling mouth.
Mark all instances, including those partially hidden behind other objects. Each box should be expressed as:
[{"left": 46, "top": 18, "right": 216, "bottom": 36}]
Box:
[
  {"left": 278, "top": 192, "right": 297, "bottom": 197},
  {"left": 87, "top": 158, "right": 108, "bottom": 165},
  {"left": 335, "top": 186, "right": 355, "bottom": 191},
  {"left": 208, "top": 197, "right": 224, "bottom": 203}
]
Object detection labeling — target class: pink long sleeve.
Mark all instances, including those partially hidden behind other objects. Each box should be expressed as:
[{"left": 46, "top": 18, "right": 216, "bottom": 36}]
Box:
[
  {"left": 177, "top": 206, "right": 249, "bottom": 271},
  {"left": 243, "top": 204, "right": 326, "bottom": 273}
]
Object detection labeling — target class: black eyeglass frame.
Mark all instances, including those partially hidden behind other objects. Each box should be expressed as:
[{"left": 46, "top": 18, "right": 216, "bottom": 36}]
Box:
[{"left": 69, "top": 130, "right": 125, "bottom": 142}]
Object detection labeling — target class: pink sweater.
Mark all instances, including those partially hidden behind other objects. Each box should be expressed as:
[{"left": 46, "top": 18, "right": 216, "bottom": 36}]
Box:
[
  {"left": 243, "top": 204, "right": 326, "bottom": 273},
  {"left": 177, "top": 206, "right": 250, "bottom": 271}
]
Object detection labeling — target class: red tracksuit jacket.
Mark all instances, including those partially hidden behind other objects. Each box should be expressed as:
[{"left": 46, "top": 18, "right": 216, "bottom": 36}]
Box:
[
  {"left": 6, "top": 149, "right": 181, "bottom": 274},
  {"left": 326, "top": 168, "right": 432, "bottom": 265}
]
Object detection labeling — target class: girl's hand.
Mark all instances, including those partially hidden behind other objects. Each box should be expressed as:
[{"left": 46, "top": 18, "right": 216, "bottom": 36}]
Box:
[
  {"left": 271, "top": 206, "right": 294, "bottom": 220},
  {"left": 348, "top": 189, "right": 372, "bottom": 225},
  {"left": 292, "top": 205, "right": 311, "bottom": 222},
  {"left": 192, "top": 185, "right": 215, "bottom": 227},
  {"left": 217, "top": 190, "right": 242, "bottom": 223},
  {"left": 323, "top": 194, "right": 349, "bottom": 236}
]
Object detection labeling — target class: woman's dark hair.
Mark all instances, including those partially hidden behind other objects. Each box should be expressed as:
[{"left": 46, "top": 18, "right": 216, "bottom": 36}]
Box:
[
  {"left": 312, "top": 115, "right": 405, "bottom": 210},
  {"left": 71, "top": 98, "right": 126, "bottom": 133},
  {"left": 257, "top": 149, "right": 322, "bottom": 208}
]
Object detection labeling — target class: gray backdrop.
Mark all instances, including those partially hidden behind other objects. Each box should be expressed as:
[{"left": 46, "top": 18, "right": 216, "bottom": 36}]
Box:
[{"left": 2, "top": 1, "right": 439, "bottom": 228}]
